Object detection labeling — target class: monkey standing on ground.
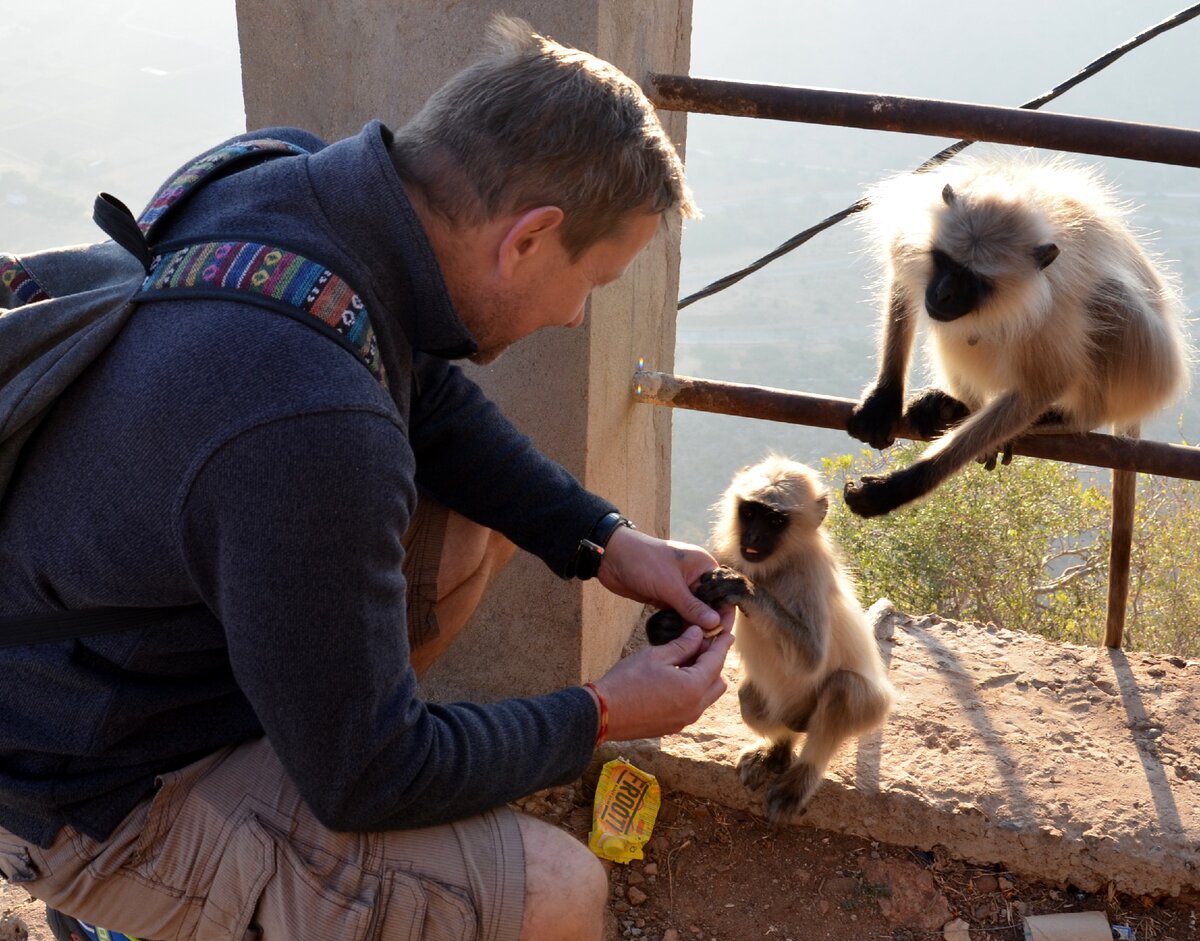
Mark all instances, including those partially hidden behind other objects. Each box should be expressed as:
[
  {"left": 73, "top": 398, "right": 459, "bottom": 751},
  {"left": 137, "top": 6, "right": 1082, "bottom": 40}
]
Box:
[
  {"left": 647, "top": 456, "right": 893, "bottom": 824},
  {"left": 844, "top": 154, "right": 1190, "bottom": 518}
]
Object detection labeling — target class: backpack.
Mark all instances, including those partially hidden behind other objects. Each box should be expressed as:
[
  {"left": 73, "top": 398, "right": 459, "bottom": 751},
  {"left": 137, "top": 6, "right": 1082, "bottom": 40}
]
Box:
[{"left": 0, "top": 137, "right": 388, "bottom": 647}]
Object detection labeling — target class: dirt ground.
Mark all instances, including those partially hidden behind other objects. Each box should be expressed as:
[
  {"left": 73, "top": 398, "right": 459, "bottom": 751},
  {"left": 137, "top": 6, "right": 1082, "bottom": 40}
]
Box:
[
  {"left": 514, "top": 781, "right": 1200, "bottom": 941},
  {"left": 2, "top": 783, "right": 1196, "bottom": 941}
]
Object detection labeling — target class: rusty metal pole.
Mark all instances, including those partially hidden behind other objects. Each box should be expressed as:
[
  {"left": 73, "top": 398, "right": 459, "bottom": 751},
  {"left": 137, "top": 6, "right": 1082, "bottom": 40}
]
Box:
[
  {"left": 632, "top": 371, "right": 1200, "bottom": 481},
  {"left": 1104, "top": 465, "right": 1139, "bottom": 649},
  {"left": 648, "top": 75, "right": 1200, "bottom": 169}
]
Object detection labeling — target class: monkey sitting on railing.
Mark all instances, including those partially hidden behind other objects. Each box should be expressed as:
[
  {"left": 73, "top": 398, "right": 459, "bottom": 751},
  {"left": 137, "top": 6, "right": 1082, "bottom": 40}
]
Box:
[{"left": 844, "top": 153, "right": 1189, "bottom": 517}]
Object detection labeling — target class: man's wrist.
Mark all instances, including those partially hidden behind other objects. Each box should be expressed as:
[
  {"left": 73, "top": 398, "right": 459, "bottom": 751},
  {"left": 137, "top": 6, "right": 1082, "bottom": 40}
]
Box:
[
  {"left": 583, "top": 681, "right": 609, "bottom": 747},
  {"left": 567, "top": 511, "right": 635, "bottom": 580}
]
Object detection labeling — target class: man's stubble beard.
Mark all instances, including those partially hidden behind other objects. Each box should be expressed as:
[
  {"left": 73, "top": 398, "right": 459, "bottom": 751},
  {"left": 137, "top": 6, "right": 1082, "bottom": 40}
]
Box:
[
  {"left": 460, "top": 284, "right": 519, "bottom": 367},
  {"left": 468, "top": 344, "right": 509, "bottom": 366}
]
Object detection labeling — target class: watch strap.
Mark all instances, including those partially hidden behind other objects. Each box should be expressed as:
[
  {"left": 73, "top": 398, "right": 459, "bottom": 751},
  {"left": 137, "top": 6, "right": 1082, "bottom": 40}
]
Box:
[{"left": 569, "top": 511, "right": 635, "bottom": 580}]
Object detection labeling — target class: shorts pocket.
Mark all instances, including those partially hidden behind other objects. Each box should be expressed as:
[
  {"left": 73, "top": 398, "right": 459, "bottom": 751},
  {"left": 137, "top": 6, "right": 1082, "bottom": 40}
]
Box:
[
  {"left": 370, "top": 871, "right": 476, "bottom": 941},
  {"left": 195, "top": 816, "right": 276, "bottom": 941},
  {"left": 0, "top": 844, "right": 37, "bottom": 883},
  {"left": 200, "top": 814, "right": 377, "bottom": 941}
]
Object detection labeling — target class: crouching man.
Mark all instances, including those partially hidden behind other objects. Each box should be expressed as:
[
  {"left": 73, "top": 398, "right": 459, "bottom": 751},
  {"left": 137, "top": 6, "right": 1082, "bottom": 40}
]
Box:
[{"left": 0, "top": 14, "right": 732, "bottom": 941}]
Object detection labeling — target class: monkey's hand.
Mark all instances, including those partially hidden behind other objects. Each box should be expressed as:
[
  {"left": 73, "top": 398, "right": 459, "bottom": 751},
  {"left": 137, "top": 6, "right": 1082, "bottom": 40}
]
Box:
[
  {"left": 646, "top": 565, "right": 750, "bottom": 646},
  {"left": 846, "top": 383, "right": 903, "bottom": 450},
  {"left": 904, "top": 388, "right": 970, "bottom": 440},
  {"left": 695, "top": 565, "right": 750, "bottom": 608},
  {"left": 843, "top": 470, "right": 918, "bottom": 518}
]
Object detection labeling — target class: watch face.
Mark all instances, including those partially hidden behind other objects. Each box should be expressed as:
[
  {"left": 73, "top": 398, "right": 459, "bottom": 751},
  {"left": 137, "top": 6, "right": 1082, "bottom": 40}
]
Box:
[{"left": 575, "top": 539, "right": 603, "bottom": 580}]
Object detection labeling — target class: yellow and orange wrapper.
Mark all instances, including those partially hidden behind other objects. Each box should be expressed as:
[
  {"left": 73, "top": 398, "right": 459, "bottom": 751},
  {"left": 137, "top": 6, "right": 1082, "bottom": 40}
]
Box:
[{"left": 588, "top": 758, "right": 661, "bottom": 863}]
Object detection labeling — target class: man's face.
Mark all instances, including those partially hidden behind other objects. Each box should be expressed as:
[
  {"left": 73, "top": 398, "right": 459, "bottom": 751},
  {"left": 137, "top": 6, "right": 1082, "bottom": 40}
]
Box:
[{"left": 466, "top": 211, "right": 662, "bottom": 365}]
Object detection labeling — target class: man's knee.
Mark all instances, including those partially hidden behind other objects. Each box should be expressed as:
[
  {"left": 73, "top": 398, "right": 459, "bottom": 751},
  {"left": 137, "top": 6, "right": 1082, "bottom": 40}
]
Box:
[{"left": 515, "top": 813, "right": 607, "bottom": 941}]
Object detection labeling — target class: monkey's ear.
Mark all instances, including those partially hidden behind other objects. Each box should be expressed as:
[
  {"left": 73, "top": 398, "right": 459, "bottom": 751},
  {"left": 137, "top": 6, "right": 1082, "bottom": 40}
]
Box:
[
  {"left": 813, "top": 493, "right": 829, "bottom": 524},
  {"left": 1033, "top": 243, "right": 1059, "bottom": 270},
  {"left": 941, "top": 183, "right": 956, "bottom": 206}
]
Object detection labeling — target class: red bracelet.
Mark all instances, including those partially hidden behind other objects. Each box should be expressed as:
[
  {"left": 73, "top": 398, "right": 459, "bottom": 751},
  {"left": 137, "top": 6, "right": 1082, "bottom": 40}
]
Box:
[{"left": 584, "top": 682, "right": 608, "bottom": 747}]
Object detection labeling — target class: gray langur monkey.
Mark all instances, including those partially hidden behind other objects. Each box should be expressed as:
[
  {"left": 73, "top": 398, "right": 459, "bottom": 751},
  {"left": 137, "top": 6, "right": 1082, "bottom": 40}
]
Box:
[
  {"left": 646, "top": 456, "right": 894, "bottom": 823},
  {"left": 844, "top": 154, "right": 1190, "bottom": 518}
]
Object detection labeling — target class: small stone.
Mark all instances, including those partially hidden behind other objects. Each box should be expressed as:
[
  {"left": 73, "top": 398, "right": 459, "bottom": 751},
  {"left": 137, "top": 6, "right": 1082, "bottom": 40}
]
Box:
[
  {"left": 943, "top": 918, "right": 971, "bottom": 941},
  {"left": 825, "top": 876, "right": 859, "bottom": 897},
  {"left": 614, "top": 900, "right": 631, "bottom": 914},
  {"left": 0, "top": 914, "right": 28, "bottom": 941},
  {"left": 628, "top": 886, "right": 649, "bottom": 906},
  {"left": 662, "top": 930, "right": 680, "bottom": 941},
  {"left": 643, "top": 863, "right": 658, "bottom": 876},
  {"left": 628, "top": 870, "right": 646, "bottom": 886},
  {"left": 973, "top": 874, "right": 998, "bottom": 894}
]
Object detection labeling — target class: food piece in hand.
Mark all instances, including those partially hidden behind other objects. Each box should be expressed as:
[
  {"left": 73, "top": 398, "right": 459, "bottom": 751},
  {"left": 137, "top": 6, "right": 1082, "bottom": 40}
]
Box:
[{"left": 644, "top": 565, "right": 746, "bottom": 644}]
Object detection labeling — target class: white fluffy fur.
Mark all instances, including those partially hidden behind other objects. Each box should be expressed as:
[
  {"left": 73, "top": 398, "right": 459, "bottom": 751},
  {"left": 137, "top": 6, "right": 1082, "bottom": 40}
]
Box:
[
  {"left": 711, "top": 456, "right": 893, "bottom": 817},
  {"left": 865, "top": 152, "right": 1190, "bottom": 431}
]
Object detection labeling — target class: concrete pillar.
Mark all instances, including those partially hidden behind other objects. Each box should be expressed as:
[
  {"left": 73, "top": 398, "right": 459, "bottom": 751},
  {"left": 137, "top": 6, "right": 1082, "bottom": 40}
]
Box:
[{"left": 236, "top": 0, "right": 692, "bottom": 699}]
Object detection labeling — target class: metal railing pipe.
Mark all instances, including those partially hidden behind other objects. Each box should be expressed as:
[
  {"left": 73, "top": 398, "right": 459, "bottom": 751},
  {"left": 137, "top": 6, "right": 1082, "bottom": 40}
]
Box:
[
  {"left": 647, "top": 75, "right": 1200, "bottom": 169},
  {"left": 633, "top": 371, "right": 1200, "bottom": 481}
]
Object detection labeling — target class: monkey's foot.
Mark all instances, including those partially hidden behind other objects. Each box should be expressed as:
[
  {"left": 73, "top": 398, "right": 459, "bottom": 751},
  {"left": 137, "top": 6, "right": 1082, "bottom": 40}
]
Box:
[
  {"left": 846, "top": 385, "right": 903, "bottom": 450},
  {"left": 977, "top": 440, "right": 1014, "bottom": 471},
  {"left": 904, "top": 388, "right": 970, "bottom": 440},
  {"left": 736, "top": 742, "right": 792, "bottom": 791},
  {"left": 764, "top": 761, "right": 823, "bottom": 826}
]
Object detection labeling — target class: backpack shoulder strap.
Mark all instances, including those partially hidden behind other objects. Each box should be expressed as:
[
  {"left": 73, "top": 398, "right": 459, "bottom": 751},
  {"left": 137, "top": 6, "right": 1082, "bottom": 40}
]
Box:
[
  {"left": 138, "top": 238, "right": 388, "bottom": 389},
  {"left": 139, "top": 138, "right": 308, "bottom": 240},
  {"left": 0, "top": 255, "right": 51, "bottom": 306},
  {"left": 96, "top": 136, "right": 389, "bottom": 389},
  {"left": 2, "top": 138, "right": 393, "bottom": 647}
]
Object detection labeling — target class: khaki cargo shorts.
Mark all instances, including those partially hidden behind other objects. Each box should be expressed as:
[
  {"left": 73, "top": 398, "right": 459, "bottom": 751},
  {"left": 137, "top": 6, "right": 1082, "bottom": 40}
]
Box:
[
  {"left": 0, "top": 501, "right": 525, "bottom": 941},
  {"left": 0, "top": 736, "right": 525, "bottom": 941}
]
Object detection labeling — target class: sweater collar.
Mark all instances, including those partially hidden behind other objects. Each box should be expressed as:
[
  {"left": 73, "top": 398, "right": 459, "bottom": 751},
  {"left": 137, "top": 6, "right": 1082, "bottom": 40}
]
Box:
[{"left": 304, "top": 121, "right": 477, "bottom": 360}]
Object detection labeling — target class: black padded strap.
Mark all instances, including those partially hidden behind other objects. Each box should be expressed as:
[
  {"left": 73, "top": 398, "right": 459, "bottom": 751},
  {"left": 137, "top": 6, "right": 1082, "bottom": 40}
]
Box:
[
  {"left": 93, "top": 193, "right": 153, "bottom": 273},
  {"left": 0, "top": 606, "right": 201, "bottom": 649}
]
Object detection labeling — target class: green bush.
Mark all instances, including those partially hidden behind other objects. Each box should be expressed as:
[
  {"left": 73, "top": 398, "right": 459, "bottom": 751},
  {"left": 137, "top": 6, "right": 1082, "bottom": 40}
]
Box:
[{"left": 821, "top": 445, "right": 1200, "bottom": 658}]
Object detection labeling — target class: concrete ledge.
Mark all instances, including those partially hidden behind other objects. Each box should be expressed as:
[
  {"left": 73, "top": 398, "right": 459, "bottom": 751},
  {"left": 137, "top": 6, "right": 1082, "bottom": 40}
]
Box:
[{"left": 599, "top": 601, "right": 1200, "bottom": 897}]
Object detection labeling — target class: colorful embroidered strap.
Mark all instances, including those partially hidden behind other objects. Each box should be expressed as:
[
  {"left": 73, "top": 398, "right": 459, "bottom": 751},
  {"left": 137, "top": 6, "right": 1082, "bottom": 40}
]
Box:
[
  {"left": 0, "top": 255, "right": 51, "bottom": 305},
  {"left": 3, "top": 137, "right": 388, "bottom": 390},
  {"left": 139, "top": 240, "right": 387, "bottom": 387},
  {"left": 138, "top": 139, "right": 306, "bottom": 237},
  {"left": 133, "top": 138, "right": 388, "bottom": 389}
]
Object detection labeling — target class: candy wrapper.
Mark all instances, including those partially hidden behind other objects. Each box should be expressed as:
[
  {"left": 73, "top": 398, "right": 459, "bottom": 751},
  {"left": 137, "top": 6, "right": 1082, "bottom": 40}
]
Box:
[{"left": 588, "top": 758, "right": 661, "bottom": 863}]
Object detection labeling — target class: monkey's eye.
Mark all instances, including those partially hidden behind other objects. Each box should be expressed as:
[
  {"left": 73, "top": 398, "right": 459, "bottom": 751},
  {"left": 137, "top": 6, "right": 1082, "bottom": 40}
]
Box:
[
  {"left": 931, "top": 248, "right": 962, "bottom": 272},
  {"left": 768, "top": 513, "right": 787, "bottom": 528}
]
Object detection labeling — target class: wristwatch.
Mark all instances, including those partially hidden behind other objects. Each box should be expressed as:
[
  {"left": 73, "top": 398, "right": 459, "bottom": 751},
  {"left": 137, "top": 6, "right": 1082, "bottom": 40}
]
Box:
[{"left": 568, "top": 511, "right": 635, "bottom": 580}]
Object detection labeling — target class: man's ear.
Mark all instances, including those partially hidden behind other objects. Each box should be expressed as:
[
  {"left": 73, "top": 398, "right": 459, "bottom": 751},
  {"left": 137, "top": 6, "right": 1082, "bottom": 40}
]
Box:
[{"left": 497, "top": 206, "right": 565, "bottom": 279}]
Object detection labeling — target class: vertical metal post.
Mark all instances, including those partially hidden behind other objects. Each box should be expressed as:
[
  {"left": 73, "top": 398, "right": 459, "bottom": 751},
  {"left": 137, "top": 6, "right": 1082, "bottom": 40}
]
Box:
[{"left": 1104, "top": 467, "right": 1137, "bottom": 648}]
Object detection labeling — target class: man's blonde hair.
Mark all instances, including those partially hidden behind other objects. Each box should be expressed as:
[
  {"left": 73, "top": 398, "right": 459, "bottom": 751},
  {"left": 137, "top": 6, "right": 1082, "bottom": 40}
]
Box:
[{"left": 390, "top": 15, "right": 697, "bottom": 259}]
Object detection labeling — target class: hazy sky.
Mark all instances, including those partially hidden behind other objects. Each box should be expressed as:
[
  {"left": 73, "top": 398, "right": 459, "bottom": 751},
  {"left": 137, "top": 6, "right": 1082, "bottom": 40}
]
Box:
[{"left": 4, "top": 1, "right": 1198, "bottom": 535}]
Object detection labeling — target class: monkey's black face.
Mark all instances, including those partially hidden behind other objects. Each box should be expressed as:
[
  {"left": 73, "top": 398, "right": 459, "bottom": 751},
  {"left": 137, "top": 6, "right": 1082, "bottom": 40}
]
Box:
[
  {"left": 737, "top": 500, "right": 789, "bottom": 563},
  {"left": 925, "top": 249, "right": 993, "bottom": 322}
]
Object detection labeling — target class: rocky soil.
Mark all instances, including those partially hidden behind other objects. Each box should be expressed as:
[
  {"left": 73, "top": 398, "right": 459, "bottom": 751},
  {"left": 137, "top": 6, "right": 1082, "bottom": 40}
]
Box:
[{"left": 515, "top": 782, "right": 1200, "bottom": 941}]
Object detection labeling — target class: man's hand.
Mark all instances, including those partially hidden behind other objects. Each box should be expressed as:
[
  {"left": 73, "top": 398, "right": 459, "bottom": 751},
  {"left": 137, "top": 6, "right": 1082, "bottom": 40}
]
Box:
[
  {"left": 597, "top": 526, "right": 731, "bottom": 636},
  {"left": 590, "top": 625, "right": 735, "bottom": 742}
]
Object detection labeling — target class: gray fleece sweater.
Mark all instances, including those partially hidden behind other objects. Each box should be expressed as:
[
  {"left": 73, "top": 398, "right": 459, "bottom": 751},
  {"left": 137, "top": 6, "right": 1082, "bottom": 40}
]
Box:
[{"left": 0, "top": 122, "right": 611, "bottom": 848}]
